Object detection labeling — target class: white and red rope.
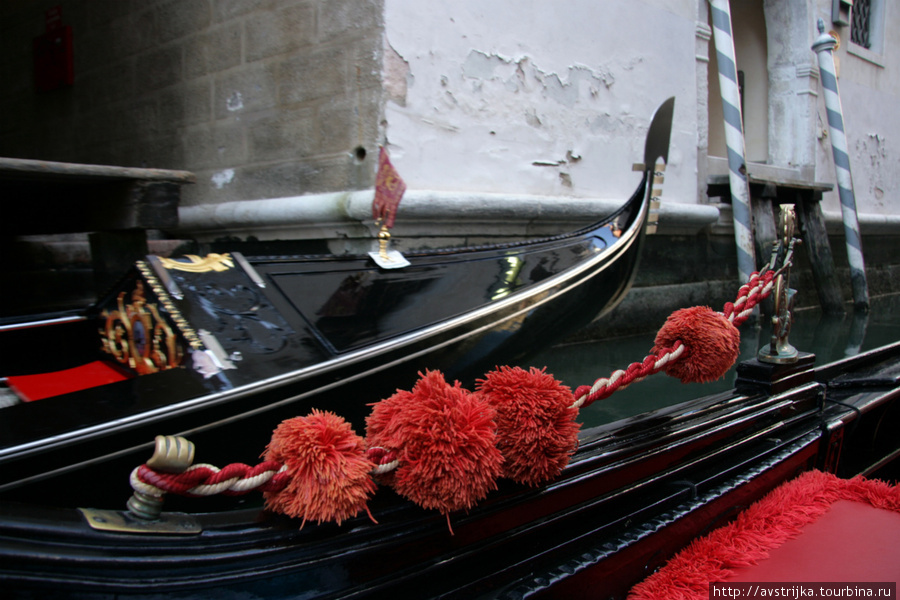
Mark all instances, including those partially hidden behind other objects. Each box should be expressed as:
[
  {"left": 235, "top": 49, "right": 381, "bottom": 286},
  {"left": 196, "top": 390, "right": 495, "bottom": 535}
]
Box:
[
  {"left": 132, "top": 448, "right": 402, "bottom": 497},
  {"left": 571, "top": 341, "right": 686, "bottom": 409},
  {"left": 131, "top": 461, "right": 289, "bottom": 497},
  {"left": 722, "top": 269, "right": 777, "bottom": 327},
  {"left": 366, "top": 447, "right": 400, "bottom": 475},
  {"left": 573, "top": 265, "right": 782, "bottom": 409}
]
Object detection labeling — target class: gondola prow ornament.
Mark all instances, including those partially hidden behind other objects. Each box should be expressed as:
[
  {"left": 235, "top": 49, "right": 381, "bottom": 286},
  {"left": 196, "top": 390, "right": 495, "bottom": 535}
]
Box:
[{"left": 758, "top": 205, "right": 801, "bottom": 365}]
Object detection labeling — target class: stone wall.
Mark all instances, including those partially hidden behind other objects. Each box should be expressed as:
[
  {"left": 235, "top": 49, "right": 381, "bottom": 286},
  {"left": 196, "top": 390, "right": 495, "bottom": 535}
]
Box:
[
  {"left": 3, "top": 1, "right": 896, "bottom": 218},
  {"left": 0, "top": 0, "right": 386, "bottom": 206},
  {"left": 1, "top": 1, "right": 897, "bottom": 324}
]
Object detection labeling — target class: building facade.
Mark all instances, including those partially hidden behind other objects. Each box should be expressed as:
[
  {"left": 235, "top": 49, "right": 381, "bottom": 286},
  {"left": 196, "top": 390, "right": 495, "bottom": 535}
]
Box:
[{"left": 1, "top": 0, "right": 897, "bottom": 319}]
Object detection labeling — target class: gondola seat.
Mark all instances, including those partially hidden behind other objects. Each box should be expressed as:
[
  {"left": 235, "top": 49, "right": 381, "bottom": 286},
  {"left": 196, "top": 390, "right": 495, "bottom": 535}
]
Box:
[
  {"left": 628, "top": 470, "right": 900, "bottom": 599},
  {"left": 6, "top": 360, "right": 131, "bottom": 402}
]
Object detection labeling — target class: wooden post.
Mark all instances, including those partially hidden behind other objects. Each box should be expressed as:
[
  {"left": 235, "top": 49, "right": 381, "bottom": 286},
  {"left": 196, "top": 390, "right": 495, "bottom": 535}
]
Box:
[
  {"left": 795, "top": 197, "right": 845, "bottom": 314},
  {"left": 708, "top": 0, "right": 757, "bottom": 287},
  {"left": 812, "top": 20, "right": 869, "bottom": 310},
  {"left": 751, "top": 183, "right": 778, "bottom": 315},
  {"left": 709, "top": 171, "right": 845, "bottom": 315}
]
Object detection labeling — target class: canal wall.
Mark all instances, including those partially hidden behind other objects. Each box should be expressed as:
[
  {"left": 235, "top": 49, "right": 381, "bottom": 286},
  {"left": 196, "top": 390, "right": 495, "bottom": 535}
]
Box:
[
  {"left": 3, "top": 191, "right": 898, "bottom": 326},
  {"left": 580, "top": 228, "right": 900, "bottom": 343}
]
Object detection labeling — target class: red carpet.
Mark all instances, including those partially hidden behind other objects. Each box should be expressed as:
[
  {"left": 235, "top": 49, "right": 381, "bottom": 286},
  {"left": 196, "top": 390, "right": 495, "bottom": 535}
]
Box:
[
  {"left": 7, "top": 360, "right": 130, "bottom": 401},
  {"left": 628, "top": 470, "right": 900, "bottom": 600}
]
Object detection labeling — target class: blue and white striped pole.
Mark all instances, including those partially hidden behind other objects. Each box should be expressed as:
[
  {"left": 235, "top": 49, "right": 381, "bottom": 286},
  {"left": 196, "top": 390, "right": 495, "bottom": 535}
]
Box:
[
  {"left": 812, "top": 19, "right": 869, "bottom": 310},
  {"left": 708, "top": 0, "right": 756, "bottom": 286}
]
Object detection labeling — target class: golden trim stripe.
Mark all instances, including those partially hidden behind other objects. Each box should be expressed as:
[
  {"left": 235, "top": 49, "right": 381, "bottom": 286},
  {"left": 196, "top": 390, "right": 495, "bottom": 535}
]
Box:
[{"left": 136, "top": 261, "right": 203, "bottom": 350}]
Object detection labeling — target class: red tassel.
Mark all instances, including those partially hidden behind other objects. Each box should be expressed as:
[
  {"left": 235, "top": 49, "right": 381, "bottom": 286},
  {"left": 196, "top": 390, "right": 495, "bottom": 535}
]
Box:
[
  {"left": 366, "top": 370, "right": 503, "bottom": 517},
  {"left": 477, "top": 366, "right": 579, "bottom": 486},
  {"left": 263, "top": 410, "right": 376, "bottom": 527},
  {"left": 652, "top": 306, "right": 740, "bottom": 383}
]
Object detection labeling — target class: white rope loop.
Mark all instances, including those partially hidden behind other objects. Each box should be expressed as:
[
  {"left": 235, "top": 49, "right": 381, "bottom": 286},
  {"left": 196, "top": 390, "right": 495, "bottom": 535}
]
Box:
[{"left": 130, "top": 466, "right": 163, "bottom": 497}]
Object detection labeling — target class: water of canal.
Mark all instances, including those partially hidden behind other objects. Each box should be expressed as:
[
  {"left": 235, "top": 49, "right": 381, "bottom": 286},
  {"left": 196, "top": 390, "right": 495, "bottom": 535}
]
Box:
[{"left": 518, "top": 293, "right": 900, "bottom": 430}]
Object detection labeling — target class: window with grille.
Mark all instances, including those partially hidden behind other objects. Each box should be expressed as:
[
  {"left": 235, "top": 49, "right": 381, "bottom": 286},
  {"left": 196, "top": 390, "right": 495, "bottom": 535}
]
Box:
[{"left": 851, "top": 0, "right": 871, "bottom": 48}]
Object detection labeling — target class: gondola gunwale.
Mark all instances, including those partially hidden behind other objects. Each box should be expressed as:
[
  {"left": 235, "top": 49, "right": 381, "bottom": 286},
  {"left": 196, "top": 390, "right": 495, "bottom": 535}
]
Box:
[{"left": 0, "top": 313, "right": 87, "bottom": 332}]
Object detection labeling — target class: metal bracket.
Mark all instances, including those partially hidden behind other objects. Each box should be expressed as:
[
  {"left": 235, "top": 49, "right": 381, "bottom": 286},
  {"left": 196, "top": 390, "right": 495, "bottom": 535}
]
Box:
[
  {"left": 79, "top": 434, "right": 203, "bottom": 534},
  {"left": 80, "top": 507, "right": 201, "bottom": 535}
]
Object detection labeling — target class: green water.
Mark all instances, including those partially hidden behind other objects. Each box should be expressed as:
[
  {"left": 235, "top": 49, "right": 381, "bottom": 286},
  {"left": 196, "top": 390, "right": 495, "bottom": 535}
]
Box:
[{"left": 519, "top": 294, "right": 900, "bottom": 430}]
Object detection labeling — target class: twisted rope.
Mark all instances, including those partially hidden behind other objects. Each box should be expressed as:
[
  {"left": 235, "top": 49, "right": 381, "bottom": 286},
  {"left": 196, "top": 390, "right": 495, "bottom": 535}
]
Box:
[
  {"left": 366, "top": 447, "right": 400, "bottom": 475},
  {"left": 573, "top": 264, "right": 785, "bottom": 410},
  {"left": 132, "top": 461, "right": 289, "bottom": 497},
  {"left": 132, "top": 448, "right": 402, "bottom": 498},
  {"left": 571, "top": 342, "right": 685, "bottom": 409},
  {"left": 722, "top": 269, "right": 777, "bottom": 327}
]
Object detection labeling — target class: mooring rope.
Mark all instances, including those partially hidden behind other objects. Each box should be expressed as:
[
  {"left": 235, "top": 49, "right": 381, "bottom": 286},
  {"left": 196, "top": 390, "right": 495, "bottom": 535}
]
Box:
[{"left": 572, "top": 265, "right": 781, "bottom": 410}]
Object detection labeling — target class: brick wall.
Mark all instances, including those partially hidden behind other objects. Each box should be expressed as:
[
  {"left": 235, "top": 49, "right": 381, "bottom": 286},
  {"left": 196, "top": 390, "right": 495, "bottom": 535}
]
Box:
[{"left": 0, "top": 0, "right": 386, "bottom": 207}]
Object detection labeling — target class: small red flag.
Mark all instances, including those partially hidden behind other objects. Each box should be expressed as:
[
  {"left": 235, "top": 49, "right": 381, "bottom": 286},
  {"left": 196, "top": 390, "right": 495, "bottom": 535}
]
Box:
[{"left": 372, "top": 147, "right": 406, "bottom": 229}]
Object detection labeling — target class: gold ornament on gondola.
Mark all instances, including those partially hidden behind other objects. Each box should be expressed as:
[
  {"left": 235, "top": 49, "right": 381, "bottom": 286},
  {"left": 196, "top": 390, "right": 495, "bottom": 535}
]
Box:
[
  {"left": 100, "top": 280, "right": 183, "bottom": 375},
  {"left": 158, "top": 253, "right": 234, "bottom": 273}
]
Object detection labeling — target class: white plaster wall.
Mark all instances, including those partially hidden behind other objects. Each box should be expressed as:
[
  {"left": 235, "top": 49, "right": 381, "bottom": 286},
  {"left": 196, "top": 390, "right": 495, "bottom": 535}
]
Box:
[
  {"left": 382, "top": 0, "right": 699, "bottom": 206},
  {"left": 816, "top": 0, "right": 900, "bottom": 218},
  {"left": 730, "top": 0, "right": 769, "bottom": 164}
]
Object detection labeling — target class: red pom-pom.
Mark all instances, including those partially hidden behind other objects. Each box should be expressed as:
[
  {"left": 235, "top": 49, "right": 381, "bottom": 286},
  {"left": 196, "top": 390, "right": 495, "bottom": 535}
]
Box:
[
  {"left": 652, "top": 306, "right": 740, "bottom": 383},
  {"left": 476, "top": 366, "right": 579, "bottom": 486},
  {"left": 365, "top": 370, "right": 503, "bottom": 516},
  {"left": 263, "top": 410, "right": 376, "bottom": 527}
]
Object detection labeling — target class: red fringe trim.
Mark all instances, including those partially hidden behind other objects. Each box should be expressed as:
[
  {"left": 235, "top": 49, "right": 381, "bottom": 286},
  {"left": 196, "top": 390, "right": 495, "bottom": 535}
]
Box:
[{"left": 628, "top": 470, "right": 900, "bottom": 600}]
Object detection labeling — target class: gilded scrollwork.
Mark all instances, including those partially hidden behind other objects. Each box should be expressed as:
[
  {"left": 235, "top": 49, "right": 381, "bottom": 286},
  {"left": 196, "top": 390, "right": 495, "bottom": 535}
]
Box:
[
  {"left": 136, "top": 261, "right": 203, "bottom": 350},
  {"left": 100, "top": 280, "right": 185, "bottom": 374},
  {"left": 158, "top": 253, "right": 234, "bottom": 273}
]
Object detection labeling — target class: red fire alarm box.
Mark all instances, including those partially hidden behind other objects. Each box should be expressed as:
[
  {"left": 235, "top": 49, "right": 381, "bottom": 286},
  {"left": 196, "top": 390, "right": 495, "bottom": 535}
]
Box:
[{"left": 33, "top": 6, "right": 73, "bottom": 92}]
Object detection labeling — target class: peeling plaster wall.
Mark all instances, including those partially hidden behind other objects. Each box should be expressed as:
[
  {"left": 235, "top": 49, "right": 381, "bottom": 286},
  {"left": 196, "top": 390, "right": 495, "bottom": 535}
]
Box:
[
  {"left": 382, "top": 0, "right": 699, "bottom": 206},
  {"left": 815, "top": 0, "right": 900, "bottom": 218},
  {"left": 764, "top": 0, "right": 820, "bottom": 176}
]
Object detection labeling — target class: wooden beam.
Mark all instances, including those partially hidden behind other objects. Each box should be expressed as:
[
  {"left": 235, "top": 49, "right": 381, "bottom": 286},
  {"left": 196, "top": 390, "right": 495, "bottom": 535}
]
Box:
[{"left": 796, "top": 197, "right": 845, "bottom": 314}]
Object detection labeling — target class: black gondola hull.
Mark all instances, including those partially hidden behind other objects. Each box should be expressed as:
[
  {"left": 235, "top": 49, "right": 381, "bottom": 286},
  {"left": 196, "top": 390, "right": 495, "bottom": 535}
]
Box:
[{"left": 2, "top": 342, "right": 898, "bottom": 599}]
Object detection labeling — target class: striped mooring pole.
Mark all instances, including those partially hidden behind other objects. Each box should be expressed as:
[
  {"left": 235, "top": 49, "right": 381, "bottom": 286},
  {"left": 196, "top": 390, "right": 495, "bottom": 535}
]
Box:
[
  {"left": 708, "top": 0, "right": 756, "bottom": 287},
  {"left": 812, "top": 19, "right": 869, "bottom": 310}
]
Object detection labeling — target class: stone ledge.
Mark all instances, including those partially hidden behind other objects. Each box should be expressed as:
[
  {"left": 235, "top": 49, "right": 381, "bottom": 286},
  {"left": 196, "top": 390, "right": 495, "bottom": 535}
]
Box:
[
  {"left": 177, "top": 189, "right": 721, "bottom": 242},
  {"left": 0, "top": 157, "right": 195, "bottom": 184}
]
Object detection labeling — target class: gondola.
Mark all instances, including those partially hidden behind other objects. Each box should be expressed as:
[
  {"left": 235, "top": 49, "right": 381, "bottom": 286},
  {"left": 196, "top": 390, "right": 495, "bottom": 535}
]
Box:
[
  {"left": 0, "top": 99, "right": 672, "bottom": 508},
  {"left": 0, "top": 95, "right": 898, "bottom": 598}
]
